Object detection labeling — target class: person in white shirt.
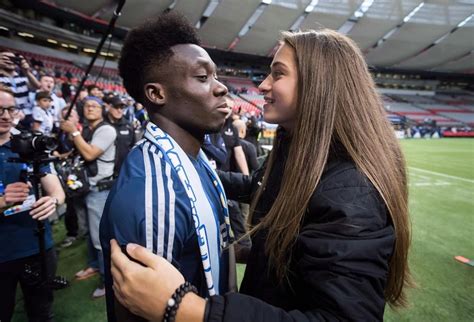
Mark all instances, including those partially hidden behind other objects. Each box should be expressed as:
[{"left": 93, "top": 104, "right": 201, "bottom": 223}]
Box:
[
  {"left": 29, "top": 75, "right": 66, "bottom": 129},
  {"left": 31, "top": 91, "right": 54, "bottom": 135}
]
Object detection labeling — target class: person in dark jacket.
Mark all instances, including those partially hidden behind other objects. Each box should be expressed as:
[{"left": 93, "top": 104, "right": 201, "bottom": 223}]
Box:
[
  {"left": 104, "top": 95, "right": 135, "bottom": 176},
  {"left": 232, "top": 119, "right": 259, "bottom": 173},
  {"left": 108, "top": 29, "right": 413, "bottom": 322}
]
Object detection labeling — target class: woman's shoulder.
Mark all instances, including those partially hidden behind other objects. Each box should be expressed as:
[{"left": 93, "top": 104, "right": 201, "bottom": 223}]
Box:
[
  {"left": 317, "top": 158, "right": 372, "bottom": 192},
  {"left": 306, "top": 158, "right": 391, "bottom": 232}
]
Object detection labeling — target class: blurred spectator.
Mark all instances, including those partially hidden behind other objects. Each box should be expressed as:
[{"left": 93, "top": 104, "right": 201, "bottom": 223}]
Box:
[
  {"left": 220, "top": 95, "right": 251, "bottom": 262},
  {"left": 29, "top": 75, "right": 66, "bottom": 130},
  {"left": 60, "top": 75, "right": 73, "bottom": 102},
  {"left": 87, "top": 84, "right": 103, "bottom": 99},
  {"left": 31, "top": 91, "right": 54, "bottom": 135},
  {"left": 0, "top": 51, "right": 40, "bottom": 129},
  {"left": 221, "top": 96, "right": 249, "bottom": 175},
  {"left": 75, "top": 87, "right": 89, "bottom": 124},
  {"left": 202, "top": 133, "right": 227, "bottom": 170},
  {"left": 56, "top": 107, "right": 88, "bottom": 248},
  {"left": 245, "top": 115, "right": 261, "bottom": 154},
  {"left": 134, "top": 102, "right": 148, "bottom": 128},
  {"left": 233, "top": 119, "right": 258, "bottom": 173},
  {"left": 104, "top": 96, "right": 135, "bottom": 176}
]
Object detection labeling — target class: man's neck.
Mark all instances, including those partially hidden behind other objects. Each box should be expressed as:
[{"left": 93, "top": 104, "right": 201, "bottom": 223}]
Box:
[
  {"left": 0, "top": 133, "right": 10, "bottom": 146},
  {"left": 88, "top": 118, "right": 103, "bottom": 129},
  {"left": 107, "top": 114, "right": 119, "bottom": 124},
  {"left": 0, "top": 69, "right": 14, "bottom": 77},
  {"left": 150, "top": 115, "right": 203, "bottom": 158}
]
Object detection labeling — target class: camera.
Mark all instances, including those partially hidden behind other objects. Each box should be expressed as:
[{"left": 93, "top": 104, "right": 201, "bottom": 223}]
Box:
[
  {"left": 9, "top": 53, "right": 23, "bottom": 66},
  {"left": 11, "top": 131, "right": 57, "bottom": 160}
]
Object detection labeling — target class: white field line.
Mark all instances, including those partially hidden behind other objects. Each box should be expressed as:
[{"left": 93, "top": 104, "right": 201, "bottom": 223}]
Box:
[
  {"left": 408, "top": 167, "right": 474, "bottom": 184},
  {"left": 409, "top": 182, "right": 451, "bottom": 187}
]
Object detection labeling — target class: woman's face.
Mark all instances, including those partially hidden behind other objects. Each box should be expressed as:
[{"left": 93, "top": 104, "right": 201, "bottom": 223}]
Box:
[{"left": 258, "top": 43, "right": 298, "bottom": 130}]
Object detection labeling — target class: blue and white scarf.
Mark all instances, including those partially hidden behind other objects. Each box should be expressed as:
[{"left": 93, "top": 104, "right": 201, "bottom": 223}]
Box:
[{"left": 144, "top": 122, "right": 233, "bottom": 296}]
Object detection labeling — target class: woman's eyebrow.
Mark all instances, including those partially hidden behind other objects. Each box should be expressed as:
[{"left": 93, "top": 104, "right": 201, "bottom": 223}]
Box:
[{"left": 270, "top": 61, "right": 288, "bottom": 70}]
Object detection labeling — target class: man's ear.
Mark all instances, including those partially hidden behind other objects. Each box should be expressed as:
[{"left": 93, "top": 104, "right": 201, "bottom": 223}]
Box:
[{"left": 144, "top": 83, "right": 166, "bottom": 106}]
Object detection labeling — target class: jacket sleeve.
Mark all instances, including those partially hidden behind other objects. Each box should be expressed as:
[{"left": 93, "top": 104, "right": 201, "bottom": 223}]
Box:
[
  {"left": 202, "top": 134, "right": 227, "bottom": 167},
  {"left": 206, "top": 178, "right": 395, "bottom": 321},
  {"left": 217, "top": 170, "right": 254, "bottom": 204}
]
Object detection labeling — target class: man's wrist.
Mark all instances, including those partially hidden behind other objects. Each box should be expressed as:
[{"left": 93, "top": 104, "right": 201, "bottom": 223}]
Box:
[{"left": 71, "top": 130, "right": 81, "bottom": 137}]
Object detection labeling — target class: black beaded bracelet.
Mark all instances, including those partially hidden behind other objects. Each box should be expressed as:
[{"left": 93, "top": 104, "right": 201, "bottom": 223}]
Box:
[{"left": 163, "top": 281, "right": 198, "bottom": 322}]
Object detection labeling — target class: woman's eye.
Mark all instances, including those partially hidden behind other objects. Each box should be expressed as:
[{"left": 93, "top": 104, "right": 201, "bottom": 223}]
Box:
[
  {"left": 196, "top": 75, "right": 208, "bottom": 81},
  {"left": 272, "top": 70, "right": 283, "bottom": 78}
]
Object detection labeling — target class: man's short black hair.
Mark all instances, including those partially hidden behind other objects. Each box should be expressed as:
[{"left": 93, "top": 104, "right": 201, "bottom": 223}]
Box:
[
  {"left": 87, "top": 84, "right": 100, "bottom": 93},
  {"left": 119, "top": 12, "right": 200, "bottom": 104}
]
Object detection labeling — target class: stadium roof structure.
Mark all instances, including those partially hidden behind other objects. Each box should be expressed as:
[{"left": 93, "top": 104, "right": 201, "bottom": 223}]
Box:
[{"left": 18, "top": 0, "right": 474, "bottom": 73}]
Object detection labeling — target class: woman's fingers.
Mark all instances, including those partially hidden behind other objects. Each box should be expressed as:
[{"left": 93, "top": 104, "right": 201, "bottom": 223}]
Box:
[{"left": 126, "top": 243, "right": 161, "bottom": 270}]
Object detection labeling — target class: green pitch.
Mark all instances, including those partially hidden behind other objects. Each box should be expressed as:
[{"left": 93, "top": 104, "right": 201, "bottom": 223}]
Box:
[{"left": 13, "top": 139, "right": 474, "bottom": 322}]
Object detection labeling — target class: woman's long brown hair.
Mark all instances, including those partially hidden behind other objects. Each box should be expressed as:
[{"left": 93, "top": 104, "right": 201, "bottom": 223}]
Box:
[{"left": 248, "top": 29, "right": 412, "bottom": 308}]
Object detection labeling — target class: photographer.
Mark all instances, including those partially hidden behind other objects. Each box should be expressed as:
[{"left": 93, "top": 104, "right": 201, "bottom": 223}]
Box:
[
  {"left": 0, "top": 51, "right": 40, "bottom": 129},
  {"left": 0, "top": 86, "right": 65, "bottom": 322},
  {"left": 60, "top": 96, "right": 116, "bottom": 298}
]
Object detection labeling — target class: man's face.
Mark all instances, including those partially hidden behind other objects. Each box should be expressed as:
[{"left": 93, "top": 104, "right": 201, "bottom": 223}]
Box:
[
  {"left": 90, "top": 88, "right": 101, "bottom": 97},
  {"left": 83, "top": 99, "right": 103, "bottom": 123},
  {"left": 0, "top": 52, "right": 16, "bottom": 71},
  {"left": 79, "top": 89, "right": 88, "bottom": 100},
  {"left": 108, "top": 104, "right": 125, "bottom": 121},
  {"left": 40, "top": 76, "right": 55, "bottom": 93},
  {"left": 0, "top": 91, "right": 15, "bottom": 136},
  {"left": 158, "top": 44, "right": 229, "bottom": 135}
]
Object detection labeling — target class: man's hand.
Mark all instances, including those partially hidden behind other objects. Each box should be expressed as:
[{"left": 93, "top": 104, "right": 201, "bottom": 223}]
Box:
[
  {"left": 0, "top": 52, "right": 16, "bottom": 70},
  {"left": 4, "top": 182, "right": 30, "bottom": 205},
  {"left": 60, "top": 119, "right": 77, "bottom": 134},
  {"left": 19, "top": 55, "right": 31, "bottom": 72},
  {"left": 30, "top": 196, "right": 57, "bottom": 221}
]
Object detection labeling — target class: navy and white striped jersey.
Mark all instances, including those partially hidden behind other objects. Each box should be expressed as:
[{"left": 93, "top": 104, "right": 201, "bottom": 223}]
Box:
[
  {"left": 100, "top": 139, "right": 230, "bottom": 321},
  {"left": 0, "top": 72, "right": 31, "bottom": 112}
]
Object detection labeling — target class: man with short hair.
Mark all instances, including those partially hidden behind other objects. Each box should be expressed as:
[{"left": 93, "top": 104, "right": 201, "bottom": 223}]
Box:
[
  {"left": 0, "top": 51, "right": 40, "bottom": 128},
  {"left": 87, "top": 84, "right": 102, "bottom": 98},
  {"left": 0, "top": 85, "right": 65, "bottom": 322},
  {"left": 232, "top": 119, "right": 259, "bottom": 174},
  {"left": 60, "top": 96, "right": 116, "bottom": 298},
  {"left": 104, "top": 95, "right": 135, "bottom": 176},
  {"left": 99, "top": 12, "right": 235, "bottom": 321}
]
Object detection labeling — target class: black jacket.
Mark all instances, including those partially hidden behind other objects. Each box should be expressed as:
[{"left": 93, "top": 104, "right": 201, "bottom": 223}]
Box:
[
  {"left": 239, "top": 138, "right": 259, "bottom": 173},
  {"left": 207, "top": 138, "right": 395, "bottom": 322},
  {"left": 105, "top": 117, "right": 135, "bottom": 176}
]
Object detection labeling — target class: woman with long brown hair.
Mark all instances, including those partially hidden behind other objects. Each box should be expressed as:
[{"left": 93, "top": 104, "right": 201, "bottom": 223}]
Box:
[{"left": 109, "top": 29, "right": 413, "bottom": 321}]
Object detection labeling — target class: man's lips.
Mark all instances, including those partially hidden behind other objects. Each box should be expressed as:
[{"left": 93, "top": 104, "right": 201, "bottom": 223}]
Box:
[{"left": 216, "top": 103, "right": 230, "bottom": 113}]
